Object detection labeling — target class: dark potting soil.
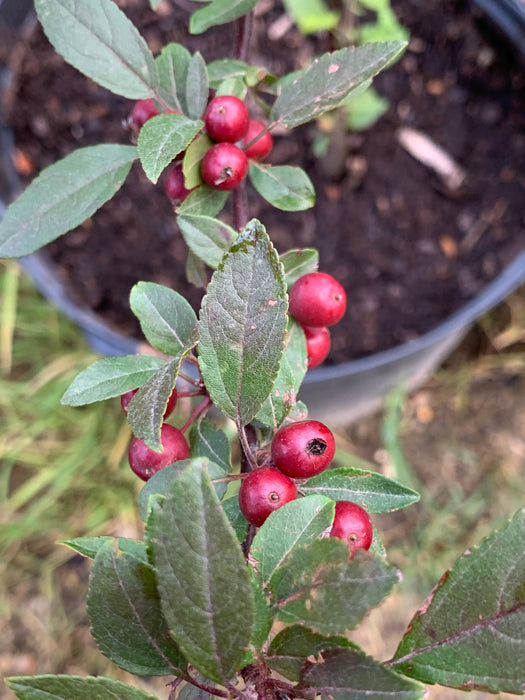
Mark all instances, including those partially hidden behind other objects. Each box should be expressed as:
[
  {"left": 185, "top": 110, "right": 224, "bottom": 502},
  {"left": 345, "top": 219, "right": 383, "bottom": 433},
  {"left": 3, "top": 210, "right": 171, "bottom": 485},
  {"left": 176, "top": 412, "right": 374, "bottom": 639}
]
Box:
[{"left": 3, "top": 0, "right": 525, "bottom": 363}]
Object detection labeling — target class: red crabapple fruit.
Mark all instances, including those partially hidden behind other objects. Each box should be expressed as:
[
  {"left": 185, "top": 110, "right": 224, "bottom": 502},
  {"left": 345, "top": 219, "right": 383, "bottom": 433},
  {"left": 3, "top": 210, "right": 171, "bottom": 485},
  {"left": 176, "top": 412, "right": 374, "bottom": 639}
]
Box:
[
  {"left": 289, "top": 272, "right": 347, "bottom": 327},
  {"left": 330, "top": 501, "right": 373, "bottom": 557},
  {"left": 239, "top": 466, "right": 297, "bottom": 527},
  {"left": 128, "top": 423, "right": 189, "bottom": 481},
  {"left": 201, "top": 142, "right": 248, "bottom": 190},
  {"left": 271, "top": 419, "right": 335, "bottom": 478}
]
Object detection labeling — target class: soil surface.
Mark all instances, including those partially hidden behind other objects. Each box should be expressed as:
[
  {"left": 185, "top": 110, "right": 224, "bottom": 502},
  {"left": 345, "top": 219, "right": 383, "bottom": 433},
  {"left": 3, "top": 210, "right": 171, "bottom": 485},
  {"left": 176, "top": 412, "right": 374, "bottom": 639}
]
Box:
[{"left": 3, "top": 0, "right": 525, "bottom": 362}]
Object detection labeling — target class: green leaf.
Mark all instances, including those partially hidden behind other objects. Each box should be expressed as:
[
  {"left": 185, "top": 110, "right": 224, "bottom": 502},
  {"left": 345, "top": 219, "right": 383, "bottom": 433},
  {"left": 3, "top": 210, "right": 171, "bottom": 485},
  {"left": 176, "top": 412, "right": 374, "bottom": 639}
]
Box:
[
  {"left": 267, "top": 626, "right": 356, "bottom": 682},
  {"left": 87, "top": 540, "right": 186, "bottom": 676},
  {"left": 280, "top": 248, "right": 319, "bottom": 287},
  {"left": 190, "top": 0, "right": 259, "bottom": 34},
  {"left": 249, "top": 163, "right": 315, "bottom": 211},
  {"left": 392, "top": 509, "right": 525, "bottom": 694},
  {"left": 186, "top": 249, "right": 209, "bottom": 288},
  {"left": 301, "top": 466, "right": 420, "bottom": 513},
  {"left": 130, "top": 282, "right": 198, "bottom": 356},
  {"left": 34, "top": 0, "right": 158, "bottom": 99},
  {"left": 0, "top": 145, "right": 137, "bottom": 258},
  {"left": 284, "top": 0, "right": 340, "bottom": 34},
  {"left": 299, "top": 647, "right": 425, "bottom": 699},
  {"left": 214, "top": 77, "right": 247, "bottom": 100},
  {"left": 178, "top": 684, "right": 215, "bottom": 700},
  {"left": 127, "top": 357, "right": 181, "bottom": 451},
  {"left": 147, "top": 463, "right": 255, "bottom": 683},
  {"left": 189, "top": 419, "right": 232, "bottom": 473},
  {"left": 207, "top": 59, "right": 250, "bottom": 87},
  {"left": 241, "top": 574, "right": 273, "bottom": 666},
  {"left": 156, "top": 42, "right": 191, "bottom": 113},
  {"left": 270, "top": 42, "right": 407, "bottom": 128},
  {"left": 255, "top": 318, "right": 307, "bottom": 428},
  {"left": 222, "top": 495, "right": 249, "bottom": 543},
  {"left": 138, "top": 458, "right": 229, "bottom": 521},
  {"left": 186, "top": 52, "right": 209, "bottom": 120},
  {"left": 177, "top": 186, "right": 229, "bottom": 217},
  {"left": 137, "top": 114, "right": 203, "bottom": 183},
  {"left": 183, "top": 133, "right": 214, "bottom": 189},
  {"left": 60, "top": 354, "right": 165, "bottom": 406},
  {"left": 344, "top": 85, "right": 389, "bottom": 131},
  {"left": 61, "top": 536, "right": 148, "bottom": 562},
  {"left": 271, "top": 538, "right": 398, "bottom": 635},
  {"left": 7, "top": 675, "right": 159, "bottom": 700},
  {"left": 197, "top": 219, "right": 288, "bottom": 425},
  {"left": 178, "top": 215, "right": 237, "bottom": 269},
  {"left": 149, "top": 0, "right": 162, "bottom": 8},
  {"left": 251, "top": 495, "right": 335, "bottom": 589}
]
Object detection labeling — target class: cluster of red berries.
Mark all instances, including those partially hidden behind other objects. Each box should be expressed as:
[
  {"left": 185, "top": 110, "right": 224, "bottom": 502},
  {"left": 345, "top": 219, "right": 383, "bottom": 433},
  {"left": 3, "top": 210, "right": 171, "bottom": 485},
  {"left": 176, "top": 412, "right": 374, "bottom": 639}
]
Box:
[
  {"left": 239, "top": 419, "right": 373, "bottom": 557},
  {"left": 288, "top": 271, "right": 347, "bottom": 369},
  {"left": 122, "top": 387, "right": 189, "bottom": 481},
  {"left": 130, "top": 95, "right": 273, "bottom": 204}
]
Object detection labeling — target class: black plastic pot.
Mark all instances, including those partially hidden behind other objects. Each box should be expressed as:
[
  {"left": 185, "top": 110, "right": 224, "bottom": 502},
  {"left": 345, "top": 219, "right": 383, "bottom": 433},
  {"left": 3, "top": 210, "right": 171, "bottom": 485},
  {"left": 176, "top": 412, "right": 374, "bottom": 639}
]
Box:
[{"left": 1, "top": 0, "right": 525, "bottom": 425}]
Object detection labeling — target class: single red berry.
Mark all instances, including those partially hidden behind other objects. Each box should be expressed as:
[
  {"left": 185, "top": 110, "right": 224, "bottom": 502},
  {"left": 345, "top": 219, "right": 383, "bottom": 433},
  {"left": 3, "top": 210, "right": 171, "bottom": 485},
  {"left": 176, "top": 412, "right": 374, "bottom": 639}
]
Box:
[
  {"left": 164, "top": 164, "right": 194, "bottom": 203},
  {"left": 130, "top": 98, "right": 159, "bottom": 130},
  {"left": 243, "top": 120, "right": 273, "bottom": 161},
  {"left": 128, "top": 423, "right": 189, "bottom": 481},
  {"left": 239, "top": 466, "right": 297, "bottom": 527},
  {"left": 271, "top": 419, "right": 335, "bottom": 478},
  {"left": 330, "top": 501, "right": 373, "bottom": 557},
  {"left": 204, "top": 95, "right": 250, "bottom": 143},
  {"left": 201, "top": 142, "right": 248, "bottom": 190},
  {"left": 121, "top": 387, "right": 178, "bottom": 419},
  {"left": 304, "top": 326, "right": 331, "bottom": 369},
  {"left": 289, "top": 272, "right": 347, "bottom": 327}
]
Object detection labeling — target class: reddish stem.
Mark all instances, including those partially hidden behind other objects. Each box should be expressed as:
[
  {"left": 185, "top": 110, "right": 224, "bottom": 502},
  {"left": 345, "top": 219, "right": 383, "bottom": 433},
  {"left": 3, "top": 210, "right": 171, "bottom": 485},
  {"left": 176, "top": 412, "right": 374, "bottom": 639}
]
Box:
[
  {"left": 233, "top": 183, "right": 249, "bottom": 232},
  {"left": 176, "top": 389, "right": 207, "bottom": 398},
  {"left": 180, "top": 396, "right": 213, "bottom": 433}
]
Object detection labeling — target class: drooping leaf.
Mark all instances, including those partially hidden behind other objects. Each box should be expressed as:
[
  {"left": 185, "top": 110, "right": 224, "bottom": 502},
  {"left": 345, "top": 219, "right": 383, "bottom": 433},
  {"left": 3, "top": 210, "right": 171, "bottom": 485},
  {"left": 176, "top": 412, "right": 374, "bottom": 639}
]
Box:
[
  {"left": 299, "top": 647, "right": 425, "bottom": 700},
  {"left": 183, "top": 133, "right": 214, "bottom": 189},
  {"left": 177, "top": 187, "right": 229, "bottom": 217},
  {"left": 60, "top": 536, "right": 148, "bottom": 562},
  {"left": 0, "top": 145, "right": 137, "bottom": 257},
  {"left": 178, "top": 215, "right": 237, "bottom": 269},
  {"left": 186, "top": 52, "right": 209, "bottom": 119},
  {"left": 127, "top": 357, "right": 182, "bottom": 451},
  {"left": 147, "top": 462, "right": 255, "bottom": 684},
  {"left": 270, "top": 42, "right": 406, "bottom": 128},
  {"left": 156, "top": 42, "right": 191, "bottom": 113},
  {"left": 249, "top": 163, "right": 315, "bottom": 211},
  {"left": 251, "top": 495, "right": 335, "bottom": 589},
  {"left": 392, "top": 509, "right": 525, "bottom": 694},
  {"left": 283, "top": 0, "right": 340, "bottom": 34},
  {"left": 34, "top": 0, "right": 158, "bottom": 99},
  {"left": 138, "top": 458, "right": 229, "bottom": 520},
  {"left": 270, "top": 538, "right": 398, "bottom": 635},
  {"left": 7, "top": 675, "right": 159, "bottom": 700},
  {"left": 87, "top": 540, "right": 187, "bottom": 676},
  {"left": 137, "top": 114, "right": 203, "bottom": 183},
  {"left": 130, "top": 281, "right": 198, "bottom": 356},
  {"left": 60, "top": 354, "right": 165, "bottom": 406},
  {"left": 255, "top": 318, "right": 307, "bottom": 428},
  {"left": 190, "top": 0, "right": 259, "bottom": 35},
  {"left": 197, "top": 219, "right": 288, "bottom": 425},
  {"left": 301, "top": 467, "right": 420, "bottom": 513},
  {"left": 267, "top": 626, "right": 356, "bottom": 682},
  {"left": 280, "top": 248, "right": 319, "bottom": 286},
  {"left": 189, "top": 419, "right": 232, "bottom": 473}
]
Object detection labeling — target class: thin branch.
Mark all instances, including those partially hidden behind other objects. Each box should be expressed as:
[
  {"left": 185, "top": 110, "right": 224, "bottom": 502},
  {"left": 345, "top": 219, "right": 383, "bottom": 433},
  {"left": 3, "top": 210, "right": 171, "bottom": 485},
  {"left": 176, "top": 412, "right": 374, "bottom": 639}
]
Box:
[
  {"left": 180, "top": 396, "right": 213, "bottom": 433},
  {"left": 233, "top": 183, "right": 250, "bottom": 232}
]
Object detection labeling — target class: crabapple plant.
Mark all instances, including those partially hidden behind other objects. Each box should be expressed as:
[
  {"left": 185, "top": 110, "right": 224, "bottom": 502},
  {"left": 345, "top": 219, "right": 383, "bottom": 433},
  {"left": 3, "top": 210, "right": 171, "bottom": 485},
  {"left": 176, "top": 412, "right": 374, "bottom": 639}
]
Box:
[{"left": 0, "top": 1, "right": 524, "bottom": 699}]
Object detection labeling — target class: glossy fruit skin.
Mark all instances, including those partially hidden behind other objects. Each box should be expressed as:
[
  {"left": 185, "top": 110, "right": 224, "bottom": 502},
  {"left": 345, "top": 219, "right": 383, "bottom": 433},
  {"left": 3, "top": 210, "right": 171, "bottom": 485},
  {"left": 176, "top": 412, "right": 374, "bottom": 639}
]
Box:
[
  {"left": 243, "top": 120, "right": 273, "bottom": 161},
  {"left": 271, "top": 419, "right": 335, "bottom": 478},
  {"left": 289, "top": 272, "right": 347, "bottom": 327},
  {"left": 204, "top": 95, "right": 250, "bottom": 143},
  {"left": 201, "top": 143, "right": 248, "bottom": 191},
  {"left": 121, "top": 388, "right": 178, "bottom": 418},
  {"left": 128, "top": 423, "right": 189, "bottom": 481},
  {"left": 304, "top": 326, "right": 331, "bottom": 369},
  {"left": 239, "top": 466, "right": 297, "bottom": 527},
  {"left": 130, "top": 98, "right": 159, "bottom": 129},
  {"left": 164, "top": 165, "right": 193, "bottom": 203},
  {"left": 330, "top": 501, "right": 373, "bottom": 557}
]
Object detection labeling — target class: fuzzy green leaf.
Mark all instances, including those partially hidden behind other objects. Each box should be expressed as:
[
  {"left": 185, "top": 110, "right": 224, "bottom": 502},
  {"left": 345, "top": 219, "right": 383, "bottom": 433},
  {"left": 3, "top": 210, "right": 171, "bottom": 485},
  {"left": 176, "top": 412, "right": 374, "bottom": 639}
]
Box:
[
  {"left": 156, "top": 42, "right": 191, "bottom": 113},
  {"left": 189, "top": 419, "right": 232, "bottom": 473},
  {"left": 207, "top": 59, "right": 250, "bottom": 87},
  {"left": 249, "top": 163, "right": 315, "bottom": 211},
  {"left": 392, "top": 509, "right": 525, "bottom": 694},
  {"left": 177, "top": 187, "right": 229, "bottom": 217},
  {"left": 299, "top": 647, "right": 425, "bottom": 699},
  {"left": 61, "top": 536, "right": 147, "bottom": 562},
  {"left": 301, "top": 466, "right": 420, "bottom": 513},
  {"left": 197, "top": 219, "right": 288, "bottom": 425},
  {"left": 271, "top": 42, "right": 406, "bottom": 128},
  {"left": 147, "top": 463, "right": 255, "bottom": 683},
  {"left": 138, "top": 114, "right": 203, "bottom": 183},
  {"left": 34, "top": 0, "right": 158, "bottom": 99},
  {"left": 186, "top": 52, "right": 209, "bottom": 119},
  {"left": 280, "top": 248, "right": 319, "bottom": 286},
  {"left": 190, "top": 0, "right": 259, "bottom": 34},
  {"left": 183, "top": 133, "right": 214, "bottom": 189},
  {"left": 7, "top": 675, "right": 159, "bottom": 700},
  {"left": 178, "top": 215, "right": 237, "bottom": 269},
  {"left": 0, "top": 145, "right": 136, "bottom": 257},
  {"left": 87, "top": 540, "right": 186, "bottom": 676},
  {"left": 60, "top": 354, "right": 165, "bottom": 406}
]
